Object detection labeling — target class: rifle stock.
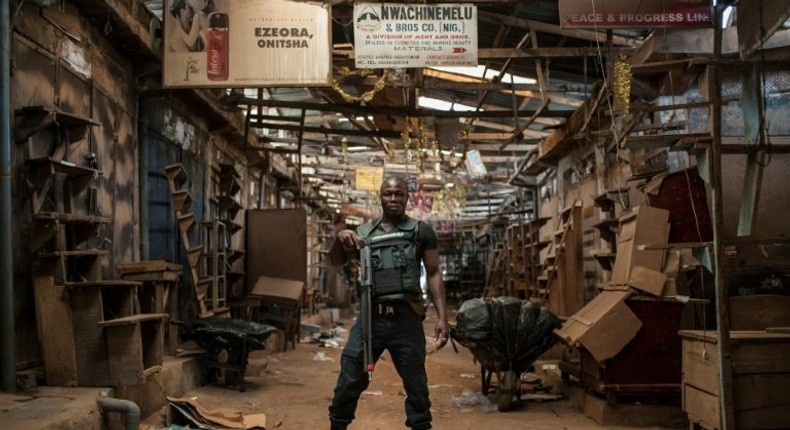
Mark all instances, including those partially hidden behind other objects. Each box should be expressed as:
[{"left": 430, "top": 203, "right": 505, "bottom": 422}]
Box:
[{"left": 359, "top": 241, "right": 374, "bottom": 380}]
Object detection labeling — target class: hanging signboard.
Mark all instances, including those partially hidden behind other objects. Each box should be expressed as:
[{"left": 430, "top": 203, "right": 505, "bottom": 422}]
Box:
[
  {"left": 558, "top": 0, "right": 713, "bottom": 28},
  {"left": 356, "top": 168, "right": 384, "bottom": 191},
  {"left": 464, "top": 149, "right": 487, "bottom": 179},
  {"left": 163, "top": 0, "right": 331, "bottom": 88},
  {"left": 353, "top": 3, "right": 477, "bottom": 68}
]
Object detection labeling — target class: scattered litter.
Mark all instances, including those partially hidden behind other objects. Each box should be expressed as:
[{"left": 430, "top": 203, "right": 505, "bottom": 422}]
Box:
[
  {"left": 459, "top": 373, "right": 477, "bottom": 379},
  {"left": 244, "top": 401, "right": 262, "bottom": 410},
  {"left": 362, "top": 390, "right": 382, "bottom": 397},
  {"left": 450, "top": 389, "right": 497, "bottom": 412},
  {"left": 323, "top": 339, "right": 341, "bottom": 348},
  {"left": 313, "top": 351, "right": 334, "bottom": 362}
]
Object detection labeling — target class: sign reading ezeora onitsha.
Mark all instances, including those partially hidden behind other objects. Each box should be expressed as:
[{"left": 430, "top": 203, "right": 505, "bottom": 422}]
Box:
[{"left": 163, "top": 0, "right": 331, "bottom": 88}]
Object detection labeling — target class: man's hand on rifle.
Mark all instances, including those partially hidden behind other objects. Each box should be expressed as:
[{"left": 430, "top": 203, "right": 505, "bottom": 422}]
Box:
[
  {"left": 329, "top": 229, "right": 362, "bottom": 266},
  {"left": 337, "top": 229, "right": 361, "bottom": 253}
]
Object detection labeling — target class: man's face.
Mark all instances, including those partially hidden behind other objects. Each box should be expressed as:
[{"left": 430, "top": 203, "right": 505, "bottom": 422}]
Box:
[{"left": 379, "top": 181, "right": 409, "bottom": 218}]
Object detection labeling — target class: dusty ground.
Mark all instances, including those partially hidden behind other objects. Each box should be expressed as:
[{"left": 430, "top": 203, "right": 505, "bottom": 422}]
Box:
[{"left": 142, "top": 310, "right": 684, "bottom": 430}]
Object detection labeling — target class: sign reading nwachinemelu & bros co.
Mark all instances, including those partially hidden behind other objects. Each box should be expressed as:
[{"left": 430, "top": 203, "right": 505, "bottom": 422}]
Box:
[
  {"left": 163, "top": 0, "right": 331, "bottom": 88},
  {"left": 353, "top": 3, "right": 478, "bottom": 68},
  {"left": 559, "top": 0, "right": 712, "bottom": 28}
]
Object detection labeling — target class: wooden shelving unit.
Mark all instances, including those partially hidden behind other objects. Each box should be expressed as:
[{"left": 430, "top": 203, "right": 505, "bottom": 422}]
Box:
[
  {"left": 505, "top": 217, "right": 551, "bottom": 299},
  {"left": 21, "top": 106, "right": 164, "bottom": 387},
  {"left": 539, "top": 202, "right": 584, "bottom": 316},
  {"left": 590, "top": 187, "right": 629, "bottom": 273},
  {"left": 165, "top": 163, "right": 210, "bottom": 317},
  {"left": 211, "top": 162, "right": 244, "bottom": 307}
]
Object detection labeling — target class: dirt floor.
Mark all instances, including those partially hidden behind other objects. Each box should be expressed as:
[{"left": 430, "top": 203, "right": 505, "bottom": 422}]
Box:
[{"left": 142, "top": 309, "right": 685, "bottom": 430}]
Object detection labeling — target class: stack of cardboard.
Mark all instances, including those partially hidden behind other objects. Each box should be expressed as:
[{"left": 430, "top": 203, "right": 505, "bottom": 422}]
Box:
[
  {"left": 555, "top": 206, "right": 676, "bottom": 363},
  {"left": 554, "top": 206, "right": 695, "bottom": 403}
]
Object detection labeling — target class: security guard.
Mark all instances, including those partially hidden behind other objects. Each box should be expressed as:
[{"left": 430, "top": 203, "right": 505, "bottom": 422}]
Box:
[{"left": 328, "top": 176, "right": 449, "bottom": 430}]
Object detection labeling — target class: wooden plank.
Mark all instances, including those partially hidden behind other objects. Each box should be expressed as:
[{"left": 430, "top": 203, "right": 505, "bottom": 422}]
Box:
[
  {"left": 119, "top": 271, "right": 180, "bottom": 282},
  {"left": 730, "top": 295, "right": 790, "bottom": 330},
  {"left": 737, "top": 0, "right": 790, "bottom": 59},
  {"left": 682, "top": 338, "right": 720, "bottom": 396},
  {"left": 116, "top": 260, "right": 182, "bottom": 274},
  {"left": 104, "top": 324, "right": 144, "bottom": 386},
  {"left": 33, "top": 277, "right": 78, "bottom": 386},
  {"left": 732, "top": 341, "right": 790, "bottom": 375},
  {"left": 97, "top": 313, "right": 168, "bottom": 327},
  {"left": 70, "top": 286, "right": 109, "bottom": 386},
  {"left": 477, "top": 10, "right": 639, "bottom": 47},
  {"left": 733, "top": 373, "right": 790, "bottom": 429},
  {"left": 683, "top": 384, "right": 720, "bottom": 430},
  {"left": 65, "top": 280, "right": 142, "bottom": 288},
  {"left": 478, "top": 46, "right": 632, "bottom": 59},
  {"left": 141, "top": 320, "right": 164, "bottom": 370},
  {"left": 737, "top": 64, "right": 766, "bottom": 237}
]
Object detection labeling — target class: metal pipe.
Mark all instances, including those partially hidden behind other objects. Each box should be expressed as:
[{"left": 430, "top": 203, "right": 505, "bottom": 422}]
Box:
[
  {"left": 99, "top": 397, "right": 141, "bottom": 430},
  {"left": 1, "top": 0, "right": 16, "bottom": 393}
]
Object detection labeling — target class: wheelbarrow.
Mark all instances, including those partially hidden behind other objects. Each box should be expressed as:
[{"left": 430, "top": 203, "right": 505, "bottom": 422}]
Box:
[
  {"left": 450, "top": 297, "right": 561, "bottom": 411},
  {"left": 174, "top": 317, "right": 278, "bottom": 391},
  {"left": 464, "top": 344, "right": 537, "bottom": 411}
]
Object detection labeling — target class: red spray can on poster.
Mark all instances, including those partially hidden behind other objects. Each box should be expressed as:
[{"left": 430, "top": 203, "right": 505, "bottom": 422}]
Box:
[{"left": 207, "top": 12, "right": 229, "bottom": 81}]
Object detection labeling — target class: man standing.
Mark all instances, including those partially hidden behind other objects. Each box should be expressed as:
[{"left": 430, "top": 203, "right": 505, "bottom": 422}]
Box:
[{"left": 328, "top": 176, "right": 449, "bottom": 430}]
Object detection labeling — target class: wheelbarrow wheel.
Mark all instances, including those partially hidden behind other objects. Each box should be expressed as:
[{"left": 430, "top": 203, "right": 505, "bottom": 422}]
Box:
[{"left": 496, "top": 370, "right": 519, "bottom": 412}]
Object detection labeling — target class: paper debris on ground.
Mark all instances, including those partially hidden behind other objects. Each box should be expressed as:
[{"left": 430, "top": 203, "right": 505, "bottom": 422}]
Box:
[{"left": 166, "top": 397, "right": 266, "bottom": 429}]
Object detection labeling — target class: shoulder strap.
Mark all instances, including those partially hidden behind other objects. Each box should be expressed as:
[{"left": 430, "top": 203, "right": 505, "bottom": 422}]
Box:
[{"left": 357, "top": 218, "right": 380, "bottom": 240}]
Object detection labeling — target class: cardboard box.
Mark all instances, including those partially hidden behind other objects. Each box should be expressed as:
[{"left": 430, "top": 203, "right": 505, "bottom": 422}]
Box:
[
  {"left": 167, "top": 396, "right": 266, "bottom": 429},
  {"left": 661, "top": 250, "right": 681, "bottom": 296},
  {"left": 627, "top": 265, "right": 667, "bottom": 297},
  {"left": 610, "top": 206, "right": 670, "bottom": 284},
  {"left": 554, "top": 290, "right": 642, "bottom": 363}
]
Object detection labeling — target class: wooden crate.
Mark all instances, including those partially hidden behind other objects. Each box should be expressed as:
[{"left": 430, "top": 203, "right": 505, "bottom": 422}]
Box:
[{"left": 679, "top": 330, "right": 790, "bottom": 430}]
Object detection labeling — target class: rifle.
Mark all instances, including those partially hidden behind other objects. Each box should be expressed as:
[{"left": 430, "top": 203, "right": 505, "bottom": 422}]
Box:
[{"left": 359, "top": 240, "right": 374, "bottom": 380}]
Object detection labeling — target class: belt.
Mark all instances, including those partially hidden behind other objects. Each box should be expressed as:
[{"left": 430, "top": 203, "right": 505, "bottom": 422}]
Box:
[{"left": 373, "top": 301, "right": 410, "bottom": 316}]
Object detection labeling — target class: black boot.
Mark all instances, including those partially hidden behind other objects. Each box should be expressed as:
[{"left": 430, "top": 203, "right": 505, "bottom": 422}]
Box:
[{"left": 330, "top": 421, "right": 348, "bottom": 430}]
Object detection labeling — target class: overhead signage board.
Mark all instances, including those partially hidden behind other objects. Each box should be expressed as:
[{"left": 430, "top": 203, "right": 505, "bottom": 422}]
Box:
[
  {"left": 353, "top": 3, "right": 478, "bottom": 68},
  {"left": 559, "top": 0, "right": 713, "bottom": 28},
  {"left": 163, "top": 0, "right": 331, "bottom": 88},
  {"left": 355, "top": 168, "right": 384, "bottom": 191}
]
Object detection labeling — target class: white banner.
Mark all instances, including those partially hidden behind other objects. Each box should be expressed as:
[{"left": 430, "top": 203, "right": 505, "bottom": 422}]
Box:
[
  {"left": 163, "top": 0, "right": 331, "bottom": 88},
  {"left": 353, "top": 3, "right": 477, "bottom": 68}
]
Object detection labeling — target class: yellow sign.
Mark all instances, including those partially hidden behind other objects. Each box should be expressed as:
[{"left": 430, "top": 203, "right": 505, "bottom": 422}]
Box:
[{"left": 356, "top": 168, "right": 384, "bottom": 191}]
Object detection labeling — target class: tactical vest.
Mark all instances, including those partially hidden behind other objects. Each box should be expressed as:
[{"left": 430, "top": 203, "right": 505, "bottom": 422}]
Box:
[{"left": 358, "top": 217, "right": 422, "bottom": 298}]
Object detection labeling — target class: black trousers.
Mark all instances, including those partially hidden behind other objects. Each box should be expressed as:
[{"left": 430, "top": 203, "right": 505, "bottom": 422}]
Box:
[{"left": 329, "top": 301, "right": 432, "bottom": 429}]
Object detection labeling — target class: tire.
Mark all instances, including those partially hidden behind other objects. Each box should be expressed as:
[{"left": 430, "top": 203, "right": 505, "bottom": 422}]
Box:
[
  {"left": 496, "top": 390, "right": 514, "bottom": 412},
  {"left": 496, "top": 371, "right": 519, "bottom": 412}
]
